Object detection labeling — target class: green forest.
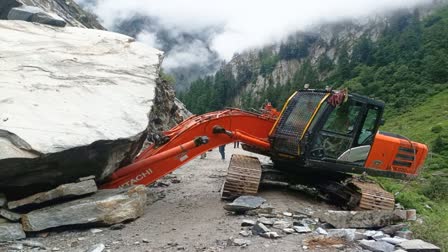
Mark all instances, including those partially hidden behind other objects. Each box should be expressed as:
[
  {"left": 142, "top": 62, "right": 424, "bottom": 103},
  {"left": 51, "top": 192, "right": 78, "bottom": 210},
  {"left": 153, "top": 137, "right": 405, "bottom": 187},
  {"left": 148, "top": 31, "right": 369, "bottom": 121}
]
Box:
[{"left": 177, "top": 5, "right": 448, "bottom": 249}]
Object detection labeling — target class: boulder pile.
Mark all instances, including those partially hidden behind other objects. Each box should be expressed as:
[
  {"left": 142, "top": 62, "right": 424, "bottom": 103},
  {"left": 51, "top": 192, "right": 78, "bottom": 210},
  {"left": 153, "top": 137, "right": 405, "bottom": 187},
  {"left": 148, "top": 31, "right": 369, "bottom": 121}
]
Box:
[
  {"left": 0, "top": 178, "right": 148, "bottom": 242},
  {"left": 225, "top": 195, "right": 441, "bottom": 252}
]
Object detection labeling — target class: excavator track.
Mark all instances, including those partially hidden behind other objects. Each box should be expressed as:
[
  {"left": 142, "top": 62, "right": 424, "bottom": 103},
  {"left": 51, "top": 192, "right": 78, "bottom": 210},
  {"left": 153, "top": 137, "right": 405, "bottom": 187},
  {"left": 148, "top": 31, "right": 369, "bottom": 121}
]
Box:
[
  {"left": 351, "top": 180, "right": 395, "bottom": 211},
  {"left": 221, "top": 154, "right": 262, "bottom": 200}
]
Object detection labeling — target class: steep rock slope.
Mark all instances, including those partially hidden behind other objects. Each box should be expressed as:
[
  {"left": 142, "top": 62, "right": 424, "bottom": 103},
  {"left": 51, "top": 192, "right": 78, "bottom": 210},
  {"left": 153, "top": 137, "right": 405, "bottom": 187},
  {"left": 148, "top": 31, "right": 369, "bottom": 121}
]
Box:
[{"left": 0, "top": 0, "right": 104, "bottom": 29}]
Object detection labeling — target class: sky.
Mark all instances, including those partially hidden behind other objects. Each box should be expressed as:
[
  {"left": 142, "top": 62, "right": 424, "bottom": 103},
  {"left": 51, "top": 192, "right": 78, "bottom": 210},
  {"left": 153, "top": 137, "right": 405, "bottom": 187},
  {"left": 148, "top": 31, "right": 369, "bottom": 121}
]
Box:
[{"left": 76, "top": 0, "right": 429, "bottom": 69}]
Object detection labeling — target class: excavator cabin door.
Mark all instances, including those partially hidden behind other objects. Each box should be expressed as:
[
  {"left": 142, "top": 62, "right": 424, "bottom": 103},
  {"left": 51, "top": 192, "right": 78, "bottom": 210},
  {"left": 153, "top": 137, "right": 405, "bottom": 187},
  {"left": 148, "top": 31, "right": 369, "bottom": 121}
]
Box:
[
  {"left": 306, "top": 95, "right": 384, "bottom": 166},
  {"left": 270, "top": 90, "right": 384, "bottom": 168}
]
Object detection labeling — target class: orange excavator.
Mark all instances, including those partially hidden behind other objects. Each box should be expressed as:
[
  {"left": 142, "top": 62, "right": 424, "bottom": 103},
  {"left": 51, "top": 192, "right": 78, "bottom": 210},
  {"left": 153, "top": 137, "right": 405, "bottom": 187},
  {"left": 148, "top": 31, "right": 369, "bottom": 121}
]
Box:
[{"left": 100, "top": 89, "right": 428, "bottom": 210}]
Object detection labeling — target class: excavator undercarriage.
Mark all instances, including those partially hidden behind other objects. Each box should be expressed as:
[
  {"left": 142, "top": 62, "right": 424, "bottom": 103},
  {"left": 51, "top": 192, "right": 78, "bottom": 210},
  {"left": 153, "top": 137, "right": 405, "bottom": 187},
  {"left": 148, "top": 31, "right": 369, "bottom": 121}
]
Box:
[{"left": 221, "top": 154, "right": 395, "bottom": 211}]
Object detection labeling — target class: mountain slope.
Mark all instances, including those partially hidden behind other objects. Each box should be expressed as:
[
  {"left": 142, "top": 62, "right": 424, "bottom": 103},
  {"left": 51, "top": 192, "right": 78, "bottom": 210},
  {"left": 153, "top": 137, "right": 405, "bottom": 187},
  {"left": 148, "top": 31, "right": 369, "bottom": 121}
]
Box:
[
  {"left": 179, "top": 2, "right": 448, "bottom": 117},
  {"left": 178, "top": 4, "right": 448, "bottom": 250}
]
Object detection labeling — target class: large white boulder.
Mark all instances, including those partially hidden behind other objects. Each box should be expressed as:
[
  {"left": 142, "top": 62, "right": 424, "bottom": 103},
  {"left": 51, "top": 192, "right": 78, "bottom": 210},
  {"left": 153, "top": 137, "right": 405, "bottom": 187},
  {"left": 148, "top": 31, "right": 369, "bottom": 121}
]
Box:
[{"left": 0, "top": 21, "right": 163, "bottom": 196}]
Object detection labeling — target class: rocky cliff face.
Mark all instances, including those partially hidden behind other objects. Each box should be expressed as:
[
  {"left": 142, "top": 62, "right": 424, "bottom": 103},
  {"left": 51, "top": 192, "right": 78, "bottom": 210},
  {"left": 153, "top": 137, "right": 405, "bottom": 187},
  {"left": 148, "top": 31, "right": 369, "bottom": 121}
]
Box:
[
  {"left": 0, "top": 0, "right": 104, "bottom": 29},
  {"left": 224, "top": 20, "right": 386, "bottom": 107}
]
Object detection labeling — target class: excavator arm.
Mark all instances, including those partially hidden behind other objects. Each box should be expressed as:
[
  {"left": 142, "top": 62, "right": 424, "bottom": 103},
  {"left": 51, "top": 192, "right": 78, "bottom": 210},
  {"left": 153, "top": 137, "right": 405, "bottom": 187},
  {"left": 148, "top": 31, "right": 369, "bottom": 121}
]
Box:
[{"left": 100, "top": 108, "right": 277, "bottom": 189}]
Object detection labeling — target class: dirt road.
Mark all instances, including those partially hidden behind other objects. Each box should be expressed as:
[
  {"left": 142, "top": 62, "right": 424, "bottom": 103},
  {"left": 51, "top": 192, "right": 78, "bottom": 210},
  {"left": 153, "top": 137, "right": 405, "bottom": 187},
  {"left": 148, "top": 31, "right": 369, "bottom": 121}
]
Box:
[{"left": 27, "top": 145, "right": 360, "bottom": 252}]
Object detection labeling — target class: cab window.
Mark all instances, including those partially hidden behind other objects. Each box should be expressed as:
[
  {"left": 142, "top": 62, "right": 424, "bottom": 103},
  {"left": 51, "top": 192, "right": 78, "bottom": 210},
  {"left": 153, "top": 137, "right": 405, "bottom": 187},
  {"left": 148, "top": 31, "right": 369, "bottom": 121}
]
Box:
[
  {"left": 311, "top": 100, "right": 363, "bottom": 159},
  {"left": 323, "top": 101, "right": 362, "bottom": 135},
  {"left": 357, "top": 106, "right": 380, "bottom": 145}
]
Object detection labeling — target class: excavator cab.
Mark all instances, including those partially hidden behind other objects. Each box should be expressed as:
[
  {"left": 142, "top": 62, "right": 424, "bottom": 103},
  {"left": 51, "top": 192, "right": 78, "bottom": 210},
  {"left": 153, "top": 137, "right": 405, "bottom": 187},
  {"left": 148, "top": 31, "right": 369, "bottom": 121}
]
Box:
[{"left": 269, "top": 89, "right": 427, "bottom": 178}]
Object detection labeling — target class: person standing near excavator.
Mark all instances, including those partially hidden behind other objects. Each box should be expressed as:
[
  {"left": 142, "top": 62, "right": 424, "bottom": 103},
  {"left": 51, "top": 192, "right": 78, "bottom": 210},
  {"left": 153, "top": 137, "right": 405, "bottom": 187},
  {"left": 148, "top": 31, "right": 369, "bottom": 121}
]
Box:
[{"left": 219, "top": 144, "right": 226, "bottom": 160}]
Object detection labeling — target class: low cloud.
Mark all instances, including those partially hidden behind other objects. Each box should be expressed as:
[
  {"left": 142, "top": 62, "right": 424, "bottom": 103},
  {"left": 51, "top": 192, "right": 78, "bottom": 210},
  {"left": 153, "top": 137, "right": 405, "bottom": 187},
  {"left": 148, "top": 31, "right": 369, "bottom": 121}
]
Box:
[{"left": 76, "top": 0, "right": 428, "bottom": 81}]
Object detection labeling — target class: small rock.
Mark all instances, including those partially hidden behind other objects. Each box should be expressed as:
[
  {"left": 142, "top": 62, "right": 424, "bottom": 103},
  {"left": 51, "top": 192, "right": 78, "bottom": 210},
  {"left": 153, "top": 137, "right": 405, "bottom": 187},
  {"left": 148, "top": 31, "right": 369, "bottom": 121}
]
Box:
[
  {"left": 380, "top": 236, "right": 407, "bottom": 245},
  {"left": 52, "top": 247, "right": 61, "bottom": 251},
  {"left": 90, "top": 228, "right": 103, "bottom": 234},
  {"left": 293, "top": 214, "right": 309, "bottom": 220},
  {"left": 78, "top": 237, "right": 86, "bottom": 241},
  {"left": 257, "top": 213, "right": 278, "bottom": 218},
  {"left": 299, "top": 218, "right": 317, "bottom": 226},
  {"left": 142, "top": 238, "right": 149, "bottom": 243},
  {"left": 327, "top": 229, "right": 357, "bottom": 242},
  {"left": 315, "top": 227, "right": 328, "bottom": 235},
  {"left": 393, "top": 209, "right": 408, "bottom": 221},
  {"left": 86, "top": 243, "right": 106, "bottom": 252},
  {"left": 396, "top": 230, "right": 413, "bottom": 239},
  {"left": 134, "top": 241, "right": 140, "bottom": 245},
  {"left": 293, "top": 226, "right": 312, "bottom": 233},
  {"left": 354, "top": 231, "right": 366, "bottom": 240},
  {"left": 358, "top": 239, "right": 395, "bottom": 252},
  {"left": 320, "top": 222, "right": 334, "bottom": 229},
  {"left": 372, "top": 231, "right": 388, "bottom": 240},
  {"left": 223, "top": 196, "right": 266, "bottom": 213},
  {"left": 79, "top": 175, "right": 96, "bottom": 182},
  {"left": 260, "top": 231, "right": 280, "bottom": 239},
  {"left": 0, "top": 223, "right": 26, "bottom": 241},
  {"left": 0, "top": 208, "right": 21, "bottom": 222},
  {"left": 302, "top": 245, "right": 308, "bottom": 250},
  {"left": 8, "top": 179, "right": 98, "bottom": 210},
  {"left": 0, "top": 193, "right": 6, "bottom": 207},
  {"left": 406, "top": 209, "right": 417, "bottom": 221},
  {"left": 21, "top": 240, "right": 46, "bottom": 249},
  {"left": 239, "top": 230, "right": 251, "bottom": 237},
  {"left": 241, "top": 219, "right": 256, "bottom": 226},
  {"left": 380, "top": 223, "right": 408, "bottom": 235},
  {"left": 282, "top": 212, "right": 293, "bottom": 217},
  {"left": 0, "top": 217, "right": 9, "bottom": 224},
  {"left": 8, "top": 243, "right": 24, "bottom": 250},
  {"left": 319, "top": 210, "right": 398, "bottom": 229},
  {"left": 231, "top": 238, "right": 251, "bottom": 246},
  {"left": 246, "top": 206, "right": 274, "bottom": 216},
  {"left": 332, "top": 244, "right": 345, "bottom": 249},
  {"left": 171, "top": 179, "right": 181, "bottom": 184},
  {"left": 110, "top": 223, "right": 126, "bottom": 230},
  {"left": 273, "top": 220, "right": 291, "bottom": 229},
  {"left": 398, "top": 239, "right": 440, "bottom": 252},
  {"left": 364, "top": 230, "right": 384, "bottom": 238},
  {"left": 257, "top": 217, "right": 274, "bottom": 226},
  {"left": 283, "top": 228, "right": 295, "bottom": 234},
  {"left": 252, "top": 222, "right": 270, "bottom": 235},
  {"left": 71, "top": 241, "right": 79, "bottom": 247}
]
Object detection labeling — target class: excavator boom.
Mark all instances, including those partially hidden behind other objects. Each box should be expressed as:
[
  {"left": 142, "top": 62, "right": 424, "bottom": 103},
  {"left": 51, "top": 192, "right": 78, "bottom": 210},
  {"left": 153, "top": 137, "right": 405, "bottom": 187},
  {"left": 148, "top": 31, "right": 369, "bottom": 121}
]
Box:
[{"left": 100, "top": 109, "right": 277, "bottom": 189}]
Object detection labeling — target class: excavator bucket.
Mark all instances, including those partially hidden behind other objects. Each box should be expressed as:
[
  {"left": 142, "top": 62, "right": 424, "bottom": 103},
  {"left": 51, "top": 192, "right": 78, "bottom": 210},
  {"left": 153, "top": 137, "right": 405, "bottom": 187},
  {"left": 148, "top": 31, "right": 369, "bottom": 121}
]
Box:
[{"left": 221, "top": 154, "right": 262, "bottom": 200}]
